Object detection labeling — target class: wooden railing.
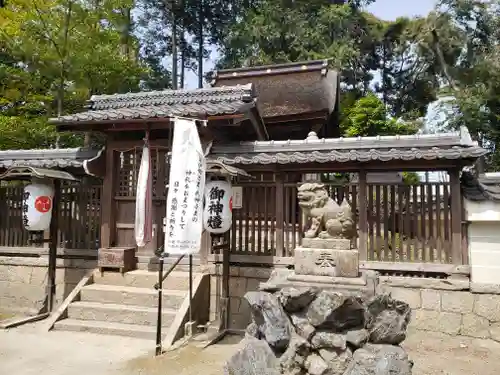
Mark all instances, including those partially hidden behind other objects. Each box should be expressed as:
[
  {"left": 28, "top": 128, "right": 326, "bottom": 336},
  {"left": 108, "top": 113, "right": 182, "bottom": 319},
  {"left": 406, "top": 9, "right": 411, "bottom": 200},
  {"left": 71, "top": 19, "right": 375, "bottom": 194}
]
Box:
[
  {"left": 227, "top": 177, "right": 464, "bottom": 266},
  {"left": 0, "top": 183, "right": 102, "bottom": 250}
]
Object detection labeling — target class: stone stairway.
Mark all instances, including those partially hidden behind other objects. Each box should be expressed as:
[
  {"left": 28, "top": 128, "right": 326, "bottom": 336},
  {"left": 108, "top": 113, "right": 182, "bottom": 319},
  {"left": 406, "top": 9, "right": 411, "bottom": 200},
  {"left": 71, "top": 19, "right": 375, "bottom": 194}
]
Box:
[{"left": 53, "top": 270, "right": 194, "bottom": 339}]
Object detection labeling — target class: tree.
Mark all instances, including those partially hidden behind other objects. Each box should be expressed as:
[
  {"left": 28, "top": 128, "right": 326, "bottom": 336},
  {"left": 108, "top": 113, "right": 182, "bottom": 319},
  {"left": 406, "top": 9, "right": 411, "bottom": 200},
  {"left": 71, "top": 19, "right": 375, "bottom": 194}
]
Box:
[
  {"left": 0, "top": 0, "right": 146, "bottom": 149},
  {"left": 425, "top": 0, "right": 500, "bottom": 171},
  {"left": 342, "top": 93, "right": 420, "bottom": 137}
]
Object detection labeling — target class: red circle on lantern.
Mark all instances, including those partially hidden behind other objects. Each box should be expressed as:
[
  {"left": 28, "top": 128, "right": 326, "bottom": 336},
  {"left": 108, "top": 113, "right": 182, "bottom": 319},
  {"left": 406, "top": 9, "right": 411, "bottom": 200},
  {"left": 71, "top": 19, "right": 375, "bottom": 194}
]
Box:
[
  {"left": 229, "top": 196, "right": 233, "bottom": 212},
  {"left": 35, "top": 196, "right": 52, "bottom": 213}
]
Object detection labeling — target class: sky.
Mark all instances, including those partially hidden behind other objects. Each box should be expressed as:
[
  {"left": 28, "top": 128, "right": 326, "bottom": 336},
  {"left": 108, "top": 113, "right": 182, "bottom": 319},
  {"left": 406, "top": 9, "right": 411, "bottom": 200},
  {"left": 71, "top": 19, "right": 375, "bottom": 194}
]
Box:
[{"left": 183, "top": 0, "right": 439, "bottom": 89}]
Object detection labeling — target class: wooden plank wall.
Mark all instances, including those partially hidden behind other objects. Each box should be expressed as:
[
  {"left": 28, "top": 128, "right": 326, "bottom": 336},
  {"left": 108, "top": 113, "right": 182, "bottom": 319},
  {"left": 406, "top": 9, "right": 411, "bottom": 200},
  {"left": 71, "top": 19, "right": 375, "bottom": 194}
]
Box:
[
  {"left": 0, "top": 183, "right": 102, "bottom": 250},
  {"left": 227, "top": 172, "right": 464, "bottom": 266}
]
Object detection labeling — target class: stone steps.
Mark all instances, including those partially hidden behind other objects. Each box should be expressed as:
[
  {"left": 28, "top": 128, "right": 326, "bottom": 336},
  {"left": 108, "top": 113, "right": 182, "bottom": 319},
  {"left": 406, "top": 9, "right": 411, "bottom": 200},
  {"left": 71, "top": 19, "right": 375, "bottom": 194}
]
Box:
[
  {"left": 81, "top": 283, "right": 185, "bottom": 309},
  {"left": 67, "top": 301, "right": 176, "bottom": 327},
  {"left": 52, "top": 269, "right": 200, "bottom": 340},
  {"left": 93, "top": 270, "right": 191, "bottom": 290},
  {"left": 53, "top": 318, "right": 157, "bottom": 339}
]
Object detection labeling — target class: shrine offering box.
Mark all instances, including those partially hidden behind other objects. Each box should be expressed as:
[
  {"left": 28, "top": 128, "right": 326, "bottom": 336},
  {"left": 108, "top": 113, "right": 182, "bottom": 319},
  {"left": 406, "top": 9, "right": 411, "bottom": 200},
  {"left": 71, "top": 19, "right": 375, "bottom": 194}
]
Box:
[{"left": 98, "top": 247, "right": 136, "bottom": 274}]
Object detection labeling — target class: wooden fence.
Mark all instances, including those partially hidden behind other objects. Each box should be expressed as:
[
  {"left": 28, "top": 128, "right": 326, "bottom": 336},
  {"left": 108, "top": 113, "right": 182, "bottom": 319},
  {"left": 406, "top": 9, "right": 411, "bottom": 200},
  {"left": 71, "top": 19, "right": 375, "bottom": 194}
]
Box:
[
  {"left": 0, "top": 183, "right": 102, "bottom": 250},
  {"left": 228, "top": 178, "right": 465, "bottom": 265}
]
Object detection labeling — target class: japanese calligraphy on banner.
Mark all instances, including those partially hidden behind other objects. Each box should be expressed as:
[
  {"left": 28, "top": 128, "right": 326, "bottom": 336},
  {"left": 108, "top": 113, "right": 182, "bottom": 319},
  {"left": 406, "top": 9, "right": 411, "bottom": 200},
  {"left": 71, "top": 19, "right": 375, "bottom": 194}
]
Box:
[
  {"left": 203, "top": 180, "right": 233, "bottom": 234},
  {"left": 23, "top": 182, "right": 54, "bottom": 231},
  {"left": 164, "top": 118, "right": 206, "bottom": 255}
]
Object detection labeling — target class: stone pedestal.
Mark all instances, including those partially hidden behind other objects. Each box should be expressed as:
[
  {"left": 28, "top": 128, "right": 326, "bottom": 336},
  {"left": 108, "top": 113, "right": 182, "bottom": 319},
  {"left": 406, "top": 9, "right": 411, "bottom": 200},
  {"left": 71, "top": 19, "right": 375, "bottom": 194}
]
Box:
[
  {"left": 301, "top": 238, "right": 351, "bottom": 250},
  {"left": 294, "top": 239, "right": 359, "bottom": 278},
  {"left": 259, "top": 269, "right": 377, "bottom": 299}
]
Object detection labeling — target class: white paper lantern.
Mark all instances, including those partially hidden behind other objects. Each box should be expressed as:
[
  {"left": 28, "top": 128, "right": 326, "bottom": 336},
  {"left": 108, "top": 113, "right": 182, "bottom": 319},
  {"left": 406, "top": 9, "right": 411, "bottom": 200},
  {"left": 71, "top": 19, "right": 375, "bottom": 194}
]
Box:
[
  {"left": 23, "top": 183, "right": 54, "bottom": 231},
  {"left": 203, "top": 180, "right": 232, "bottom": 234}
]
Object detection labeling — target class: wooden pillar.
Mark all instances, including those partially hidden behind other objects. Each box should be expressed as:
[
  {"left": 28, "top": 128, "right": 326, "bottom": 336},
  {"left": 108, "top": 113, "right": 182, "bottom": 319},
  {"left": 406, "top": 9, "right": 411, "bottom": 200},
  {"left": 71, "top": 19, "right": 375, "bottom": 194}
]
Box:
[
  {"left": 449, "top": 168, "right": 463, "bottom": 265},
  {"left": 275, "top": 173, "right": 285, "bottom": 257},
  {"left": 358, "top": 170, "right": 368, "bottom": 261},
  {"left": 100, "top": 145, "right": 116, "bottom": 249},
  {"left": 47, "top": 179, "right": 60, "bottom": 312}
]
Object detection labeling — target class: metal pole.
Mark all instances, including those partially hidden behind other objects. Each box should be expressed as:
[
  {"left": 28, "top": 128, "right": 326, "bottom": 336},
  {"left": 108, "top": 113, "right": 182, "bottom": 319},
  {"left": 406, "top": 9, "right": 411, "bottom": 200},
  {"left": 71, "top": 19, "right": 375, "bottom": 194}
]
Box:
[
  {"left": 155, "top": 255, "right": 164, "bottom": 356},
  {"left": 188, "top": 254, "right": 193, "bottom": 323},
  {"left": 47, "top": 179, "right": 60, "bottom": 313}
]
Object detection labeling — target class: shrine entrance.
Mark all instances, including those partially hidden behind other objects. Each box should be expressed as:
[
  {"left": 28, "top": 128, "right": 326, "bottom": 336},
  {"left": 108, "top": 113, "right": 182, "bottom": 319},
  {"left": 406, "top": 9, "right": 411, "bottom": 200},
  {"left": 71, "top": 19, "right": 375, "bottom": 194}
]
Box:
[{"left": 106, "top": 143, "right": 169, "bottom": 259}]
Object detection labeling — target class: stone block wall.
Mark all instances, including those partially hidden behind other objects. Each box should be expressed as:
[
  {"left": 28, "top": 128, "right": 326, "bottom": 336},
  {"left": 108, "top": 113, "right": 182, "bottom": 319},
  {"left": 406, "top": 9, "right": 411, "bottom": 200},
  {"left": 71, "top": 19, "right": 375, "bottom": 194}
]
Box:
[
  {"left": 209, "top": 265, "right": 287, "bottom": 329},
  {"left": 377, "top": 276, "right": 500, "bottom": 341},
  {"left": 208, "top": 266, "right": 500, "bottom": 341},
  {"left": 0, "top": 248, "right": 96, "bottom": 317}
]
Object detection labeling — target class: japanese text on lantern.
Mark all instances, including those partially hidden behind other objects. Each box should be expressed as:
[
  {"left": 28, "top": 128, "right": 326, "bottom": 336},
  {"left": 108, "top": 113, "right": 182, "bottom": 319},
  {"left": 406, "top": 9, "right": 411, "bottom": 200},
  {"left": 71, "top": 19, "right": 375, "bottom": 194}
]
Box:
[
  {"left": 207, "top": 185, "right": 225, "bottom": 230},
  {"left": 22, "top": 191, "right": 30, "bottom": 228}
]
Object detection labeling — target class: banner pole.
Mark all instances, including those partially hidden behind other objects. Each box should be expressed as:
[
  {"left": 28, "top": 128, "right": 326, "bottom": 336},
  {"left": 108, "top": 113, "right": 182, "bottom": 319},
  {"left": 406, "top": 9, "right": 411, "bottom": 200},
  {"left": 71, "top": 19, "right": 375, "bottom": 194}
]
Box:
[
  {"left": 188, "top": 254, "right": 193, "bottom": 323},
  {"left": 155, "top": 254, "right": 164, "bottom": 356}
]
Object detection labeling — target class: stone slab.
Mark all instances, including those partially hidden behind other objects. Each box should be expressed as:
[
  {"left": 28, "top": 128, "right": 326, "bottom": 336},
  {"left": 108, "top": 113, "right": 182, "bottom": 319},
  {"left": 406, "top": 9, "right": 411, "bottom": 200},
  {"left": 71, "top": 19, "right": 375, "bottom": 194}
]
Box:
[
  {"left": 294, "top": 247, "right": 359, "bottom": 277},
  {"left": 301, "top": 238, "right": 351, "bottom": 250},
  {"left": 287, "top": 273, "right": 366, "bottom": 286}
]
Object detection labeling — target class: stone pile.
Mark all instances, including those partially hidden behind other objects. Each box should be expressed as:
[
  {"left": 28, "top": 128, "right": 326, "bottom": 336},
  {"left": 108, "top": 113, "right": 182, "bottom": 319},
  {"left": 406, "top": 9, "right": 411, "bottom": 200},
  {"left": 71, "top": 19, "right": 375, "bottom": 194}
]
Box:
[{"left": 224, "top": 288, "right": 413, "bottom": 375}]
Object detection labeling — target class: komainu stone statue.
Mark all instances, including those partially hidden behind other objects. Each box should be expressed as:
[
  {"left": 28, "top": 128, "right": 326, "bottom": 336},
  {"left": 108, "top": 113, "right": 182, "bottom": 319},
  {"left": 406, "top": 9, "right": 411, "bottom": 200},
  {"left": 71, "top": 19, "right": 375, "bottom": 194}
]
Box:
[{"left": 297, "top": 182, "right": 355, "bottom": 240}]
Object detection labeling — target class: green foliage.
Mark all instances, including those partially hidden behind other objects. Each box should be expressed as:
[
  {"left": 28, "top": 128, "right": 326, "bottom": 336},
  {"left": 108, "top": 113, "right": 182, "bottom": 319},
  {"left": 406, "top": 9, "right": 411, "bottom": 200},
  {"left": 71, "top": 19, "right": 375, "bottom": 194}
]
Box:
[
  {"left": 1, "top": 0, "right": 500, "bottom": 178},
  {"left": 402, "top": 172, "right": 421, "bottom": 185},
  {"left": 0, "top": 0, "right": 147, "bottom": 150},
  {"left": 342, "top": 93, "right": 420, "bottom": 137}
]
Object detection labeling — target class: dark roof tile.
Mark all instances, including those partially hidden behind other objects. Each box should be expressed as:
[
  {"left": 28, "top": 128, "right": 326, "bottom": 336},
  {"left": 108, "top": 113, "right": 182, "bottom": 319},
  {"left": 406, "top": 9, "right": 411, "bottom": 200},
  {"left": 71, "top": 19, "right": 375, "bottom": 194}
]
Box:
[
  {"left": 50, "top": 84, "right": 255, "bottom": 124},
  {"left": 461, "top": 171, "right": 500, "bottom": 202}
]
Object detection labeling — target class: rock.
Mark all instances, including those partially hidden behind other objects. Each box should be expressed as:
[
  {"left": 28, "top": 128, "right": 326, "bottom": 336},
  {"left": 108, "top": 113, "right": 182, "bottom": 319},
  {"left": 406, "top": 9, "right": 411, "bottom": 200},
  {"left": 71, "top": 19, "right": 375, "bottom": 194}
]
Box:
[
  {"left": 223, "top": 336, "right": 280, "bottom": 375},
  {"left": 244, "top": 291, "right": 292, "bottom": 351},
  {"left": 305, "top": 353, "right": 329, "bottom": 375},
  {"left": 318, "top": 347, "right": 352, "bottom": 375},
  {"left": 343, "top": 344, "right": 413, "bottom": 375},
  {"left": 365, "top": 294, "right": 411, "bottom": 345},
  {"left": 279, "top": 335, "right": 311, "bottom": 374},
  {"left": 346, "top": 329, "right": 369, "bottom": 349},
  {"left": 246, "top": 322, "right": 260, "bottom": 339},
  {"left": 278, "top": 287, "right": 318, "bottom": 312},
  {"left": 259, "top": 269, "right": 294, "bottom": 292},
  {"left": 306, "top": 291, "right": 365, "bottom": 331},
  {"left": 310, "top": 331, "right": 347, "bottom": 351},
  {"left": 290, "top": 312, "right": 316, "bottom": 341}
]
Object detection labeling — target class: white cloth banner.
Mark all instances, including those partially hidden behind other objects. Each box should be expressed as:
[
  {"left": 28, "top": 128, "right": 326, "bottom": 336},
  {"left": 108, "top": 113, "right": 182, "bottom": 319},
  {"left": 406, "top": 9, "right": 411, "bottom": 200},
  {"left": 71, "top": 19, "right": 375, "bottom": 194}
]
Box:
[
  {"left": 135, "top": 143, "right": 153, "bottom": 247},
  {"left": 164, "top": 118, "right": 206, "bottom": 255}
]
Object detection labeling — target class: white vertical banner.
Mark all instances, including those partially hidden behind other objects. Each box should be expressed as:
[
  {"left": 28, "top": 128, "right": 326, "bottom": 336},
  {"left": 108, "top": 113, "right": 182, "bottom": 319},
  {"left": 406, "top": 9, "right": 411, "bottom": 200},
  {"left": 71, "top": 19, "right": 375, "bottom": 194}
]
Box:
[
  {"left": 164, "top": 118, "right": 206, "bottom": 255},
  {"left": 135, "top": 142, "right": 153, "bottom": 247}
]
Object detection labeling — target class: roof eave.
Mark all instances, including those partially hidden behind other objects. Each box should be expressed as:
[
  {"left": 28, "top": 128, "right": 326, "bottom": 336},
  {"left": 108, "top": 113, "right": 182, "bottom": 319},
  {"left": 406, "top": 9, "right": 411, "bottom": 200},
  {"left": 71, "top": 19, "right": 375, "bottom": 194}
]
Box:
[{"left": 213, "top": 59, "right": 331, "bottom": 82}]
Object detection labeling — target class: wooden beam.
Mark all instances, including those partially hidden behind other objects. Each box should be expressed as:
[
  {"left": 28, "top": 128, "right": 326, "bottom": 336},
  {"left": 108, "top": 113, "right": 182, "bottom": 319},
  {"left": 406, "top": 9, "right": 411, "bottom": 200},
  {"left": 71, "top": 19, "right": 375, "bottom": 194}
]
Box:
[
  {"left": 358, "top": 170, "right": 368, "bottom": 261},
  {"left": 248, "top": 108, "right": 269, "bottom": 141},
  {"left": 263, "top": 110, "right": 328, "bottom": 124},
  {"left": 275, "top": 173, "right": 285, "bottom": 257},
  {"left": 449, "top": 168, "right": 463, "bottom": 265},
  {"left": 56, "top": 114, "right": 246, "bottom": 132},
  {"left": 208, "top": 254, "right": 294, "bottom": 265},
  {"left": 359, "top": 261, "right": 470, "bottom": 275},
  {"left": 100, "top": 144, "right": 116, "bottom": 249}
]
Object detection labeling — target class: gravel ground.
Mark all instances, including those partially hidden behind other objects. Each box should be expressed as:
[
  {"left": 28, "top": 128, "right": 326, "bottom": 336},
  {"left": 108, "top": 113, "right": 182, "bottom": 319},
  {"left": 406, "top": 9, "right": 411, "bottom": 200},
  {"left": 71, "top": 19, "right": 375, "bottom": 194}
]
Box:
[
  {"left": 0, "top": 321, "right": 152, "bottom": 375},
  {"left": 1, "top": 323, "right": 500, "bottom": 375}
]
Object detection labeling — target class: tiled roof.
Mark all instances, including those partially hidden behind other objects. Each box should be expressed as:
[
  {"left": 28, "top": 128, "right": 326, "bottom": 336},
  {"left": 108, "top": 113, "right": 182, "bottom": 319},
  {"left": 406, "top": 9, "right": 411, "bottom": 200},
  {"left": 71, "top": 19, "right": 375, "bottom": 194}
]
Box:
[
  {"left": 49, "top": 84, "right": 256, "bottom": 124},
  {"left": 210, "top": 128, "right": 487, "bottom": 165},
  {"left": 0, "top": 148, "right": 99, "bottom": 169},
  {"left": 461, "top": 171, "right": 500, "bottom": 202}
]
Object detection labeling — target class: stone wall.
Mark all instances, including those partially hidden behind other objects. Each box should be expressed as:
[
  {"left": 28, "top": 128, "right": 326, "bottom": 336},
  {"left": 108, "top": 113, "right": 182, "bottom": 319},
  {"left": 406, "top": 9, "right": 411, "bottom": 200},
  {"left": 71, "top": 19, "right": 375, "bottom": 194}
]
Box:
[
  {"left": 209, "top": 266, "right": 500, "bottom": 341},
  {"left": 377, "top": 276, "right": 500, "bottom": 341},
  {"left": 209, "top": 265, "right": 283, "bottom": 329},
  {"left": 0, "top": 248, "right": 96, "bottom": 317}
]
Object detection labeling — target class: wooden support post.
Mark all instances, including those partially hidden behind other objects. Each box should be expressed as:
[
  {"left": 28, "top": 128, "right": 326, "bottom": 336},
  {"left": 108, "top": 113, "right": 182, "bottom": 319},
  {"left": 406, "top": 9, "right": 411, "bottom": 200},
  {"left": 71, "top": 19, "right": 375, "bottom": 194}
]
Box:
[
  {"left": 47, "top": 179, "right": 60, "bottom": 312},
  {"left": 449, "top": 168, "right": 463, "bottom": 265},
  {"left": 358, "top": 170, "right": 368, "bottom": 261},
  {"left": 275, "top": 173, "right": 285, "bottom": 256},
  {"left": 100, "top": 146, "right": 116, "bottom": 249}
]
